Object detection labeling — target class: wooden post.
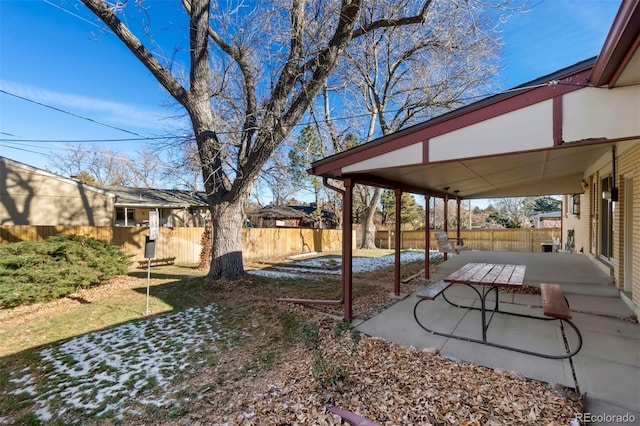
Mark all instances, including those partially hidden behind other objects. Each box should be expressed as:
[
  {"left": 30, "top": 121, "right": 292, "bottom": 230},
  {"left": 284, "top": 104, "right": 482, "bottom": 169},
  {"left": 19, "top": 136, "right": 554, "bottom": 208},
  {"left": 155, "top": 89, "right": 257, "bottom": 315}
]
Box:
[{"left": 530, "top": 229, "right": 533, "bottom": 252}]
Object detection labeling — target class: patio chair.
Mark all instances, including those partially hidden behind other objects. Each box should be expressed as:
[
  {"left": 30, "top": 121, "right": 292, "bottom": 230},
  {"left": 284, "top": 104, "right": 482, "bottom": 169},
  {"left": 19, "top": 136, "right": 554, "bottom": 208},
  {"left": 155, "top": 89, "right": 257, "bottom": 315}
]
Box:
[{"left": 434, "top": 231, "right": 468, "bottom": 254}]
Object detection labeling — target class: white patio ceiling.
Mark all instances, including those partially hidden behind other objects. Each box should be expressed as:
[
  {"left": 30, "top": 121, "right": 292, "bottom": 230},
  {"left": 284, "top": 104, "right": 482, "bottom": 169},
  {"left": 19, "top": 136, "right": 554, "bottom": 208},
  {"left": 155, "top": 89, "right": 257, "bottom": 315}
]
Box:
[{"left": 361, "top": 140, "right": 617, "bottom": 199}]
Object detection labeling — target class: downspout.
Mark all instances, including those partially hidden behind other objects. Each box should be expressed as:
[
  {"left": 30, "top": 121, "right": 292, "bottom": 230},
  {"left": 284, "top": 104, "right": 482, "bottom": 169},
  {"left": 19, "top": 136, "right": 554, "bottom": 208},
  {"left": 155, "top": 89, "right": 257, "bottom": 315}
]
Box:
[{"left": 276, "top": 177, "right": 347, "bottom": 308}]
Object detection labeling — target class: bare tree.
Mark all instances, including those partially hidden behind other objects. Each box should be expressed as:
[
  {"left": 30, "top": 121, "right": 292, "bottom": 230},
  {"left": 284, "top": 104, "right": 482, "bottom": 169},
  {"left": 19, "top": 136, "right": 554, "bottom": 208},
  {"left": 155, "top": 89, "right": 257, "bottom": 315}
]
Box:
[
  {"left": 80, "top": 0, "right": 439, "bottom": 280},
  {"left": 496, "top": 197, "right": 536, "bottom": 227},
  {"left": 51, "top": 144, "right": 137, "bottom": 187},
  {"left": 159, "top": 137, "right": 204, "bottom": 191},
  {"left": 339, "top": 1, "right": 505, "bottom": 248},
  {"left": 51, "top": 144, "right": 170, "bottom": 188}
]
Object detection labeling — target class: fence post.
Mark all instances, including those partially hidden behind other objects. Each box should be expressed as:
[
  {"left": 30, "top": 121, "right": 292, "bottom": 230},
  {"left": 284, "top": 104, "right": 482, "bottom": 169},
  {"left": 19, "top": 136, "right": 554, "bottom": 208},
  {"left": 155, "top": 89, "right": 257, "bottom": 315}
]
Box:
[{"left": 530, "top": 229, "right": 533, "bottom": 252}]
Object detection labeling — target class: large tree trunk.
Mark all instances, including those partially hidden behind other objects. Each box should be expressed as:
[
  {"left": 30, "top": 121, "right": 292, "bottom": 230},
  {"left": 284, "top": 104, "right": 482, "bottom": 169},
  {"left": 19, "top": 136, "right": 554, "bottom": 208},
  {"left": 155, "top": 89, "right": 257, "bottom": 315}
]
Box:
[
  {"left": 208, "top": 195, "right": 247, "bottom": 280},
  {"left": 360, "top": 187, "right": 383, "bottom": 249}
]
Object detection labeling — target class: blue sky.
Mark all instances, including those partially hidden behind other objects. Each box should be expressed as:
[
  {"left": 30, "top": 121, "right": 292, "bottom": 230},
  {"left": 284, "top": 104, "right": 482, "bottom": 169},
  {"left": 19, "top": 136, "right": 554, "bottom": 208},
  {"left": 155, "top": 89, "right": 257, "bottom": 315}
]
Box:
[{"left": 0, "top": 0, "right": 622, "bottom": 181}]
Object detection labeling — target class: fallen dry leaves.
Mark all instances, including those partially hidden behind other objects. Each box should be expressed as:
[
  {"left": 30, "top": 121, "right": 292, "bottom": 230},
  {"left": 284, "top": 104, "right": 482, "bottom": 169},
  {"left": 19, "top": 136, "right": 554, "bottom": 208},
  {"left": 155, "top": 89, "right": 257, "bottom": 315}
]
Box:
[{"left": 177, "top": 307, "right": 582, "bottom": 426}]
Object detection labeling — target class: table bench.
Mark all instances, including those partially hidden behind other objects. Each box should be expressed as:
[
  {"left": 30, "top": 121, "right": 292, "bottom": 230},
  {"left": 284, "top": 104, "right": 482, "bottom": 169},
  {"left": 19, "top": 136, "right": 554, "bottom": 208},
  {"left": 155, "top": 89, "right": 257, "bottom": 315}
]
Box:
[
  {"left": 541, "top": 283, "right": 572, "bottom": 320},
  {"left": 415, "top": 280, "right": 450, "bottom": 300},
  {"left": 413, "top": 263, "right": 583, "bottom": 359}
]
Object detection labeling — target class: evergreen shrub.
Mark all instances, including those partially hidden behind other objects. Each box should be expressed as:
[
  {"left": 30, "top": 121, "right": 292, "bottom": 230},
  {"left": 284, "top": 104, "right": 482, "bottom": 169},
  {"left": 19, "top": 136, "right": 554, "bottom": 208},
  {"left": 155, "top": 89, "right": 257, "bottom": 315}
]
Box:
[{"left": 0, "top": 234, "right": 130, "bottom": 308}]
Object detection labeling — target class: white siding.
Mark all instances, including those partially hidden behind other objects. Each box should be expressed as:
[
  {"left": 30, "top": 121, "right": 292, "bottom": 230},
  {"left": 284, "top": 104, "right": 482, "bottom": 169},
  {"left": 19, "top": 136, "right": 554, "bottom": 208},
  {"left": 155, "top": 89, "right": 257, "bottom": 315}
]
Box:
[
  {"left": 563, "top": 86, "right": 640, "bottom": 142},
  {"left": 343, "top": 142, "right": 423, "bottom": 173},
  {"left": 429, "top": 100, "right": 554, "bottom": 162}
]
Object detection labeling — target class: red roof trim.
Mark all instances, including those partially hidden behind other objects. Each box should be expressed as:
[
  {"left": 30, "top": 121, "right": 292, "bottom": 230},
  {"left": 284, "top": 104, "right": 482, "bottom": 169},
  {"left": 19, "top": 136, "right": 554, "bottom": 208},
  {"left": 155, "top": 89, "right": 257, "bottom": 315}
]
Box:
[
  {"left": 590, "top": 0, "right": 640, "bottom": 87},
  {"left": 553, "top": 96, "right": 563, "bottom": 146}
]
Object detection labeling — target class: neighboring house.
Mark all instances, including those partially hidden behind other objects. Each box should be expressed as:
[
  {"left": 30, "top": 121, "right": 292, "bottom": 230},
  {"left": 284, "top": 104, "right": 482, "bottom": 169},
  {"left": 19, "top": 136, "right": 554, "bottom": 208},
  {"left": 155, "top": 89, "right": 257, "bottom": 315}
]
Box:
[
  {"left": 248, "top": 204, "right": 339, "bottom": 228},
  {"left": 289, "top": 205, "right": 339, "bottom": 229},
  {"left": 530, "top": 211, "right": 561, "bottom": 229},
  {"left": 0, "top": 156, "right": 114, "bottom": 226},
  {"left": 308, "top": 1, "right": 640, "bottom": 315},
  {"left": 0, "top": 156, "right": 208, "bottom": 227},
  {"left": 109, "top": 187, "right": 208, "bottom": 227},
  {"left": 248, "top": 205, "right": 309, "bottom": 228}
]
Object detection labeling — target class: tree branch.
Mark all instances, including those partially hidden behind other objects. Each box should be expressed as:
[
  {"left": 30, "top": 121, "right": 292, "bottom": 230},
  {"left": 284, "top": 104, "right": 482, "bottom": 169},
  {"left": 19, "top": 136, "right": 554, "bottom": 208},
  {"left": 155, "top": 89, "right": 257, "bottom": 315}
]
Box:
[
  {"left": 81, "top": 0, "right": 189, "bottom": 106},
  {"left": 181, "top": 0, "right": 258, "bottom": 166},
  {"left": 351, "top": 1, "right": 432, "bottom": 39}
]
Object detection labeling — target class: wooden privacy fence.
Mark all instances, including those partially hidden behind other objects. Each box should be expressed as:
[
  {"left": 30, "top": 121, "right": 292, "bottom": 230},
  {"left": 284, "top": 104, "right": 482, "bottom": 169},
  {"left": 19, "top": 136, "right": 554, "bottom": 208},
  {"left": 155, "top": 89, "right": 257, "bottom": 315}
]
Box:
[
  {"left": 0, "top": 226, "right": 561, "bottom": 264},
  {"left": 0, "top": 225, "right": 345, "bottom": 265},
  {"left": 377, "top": 229, "right": 562, "bottom": 252}
]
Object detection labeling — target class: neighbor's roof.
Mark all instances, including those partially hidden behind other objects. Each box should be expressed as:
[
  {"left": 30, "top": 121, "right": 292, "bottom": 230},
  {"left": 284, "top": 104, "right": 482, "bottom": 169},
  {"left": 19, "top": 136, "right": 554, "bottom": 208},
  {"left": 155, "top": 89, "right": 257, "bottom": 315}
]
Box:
[
  {"left": 108, "top": 187, "right": 208, "bottom": 208},
  {"left": 289, "top": 205, "right": 338, "bottom": 221},
  {"left": 249, "top": 205, "right": 309, "bottom": 219},
  {"left": 533, "top": 211, "right": 562, "bottom": 219}
]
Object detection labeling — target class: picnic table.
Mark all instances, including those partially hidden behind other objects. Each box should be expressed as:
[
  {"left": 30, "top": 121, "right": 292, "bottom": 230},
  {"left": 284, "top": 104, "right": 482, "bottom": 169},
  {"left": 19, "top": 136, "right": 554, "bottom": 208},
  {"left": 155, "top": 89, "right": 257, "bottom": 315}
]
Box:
[{"left": 413, "top": 262, "right": 583, "bottom": 359}]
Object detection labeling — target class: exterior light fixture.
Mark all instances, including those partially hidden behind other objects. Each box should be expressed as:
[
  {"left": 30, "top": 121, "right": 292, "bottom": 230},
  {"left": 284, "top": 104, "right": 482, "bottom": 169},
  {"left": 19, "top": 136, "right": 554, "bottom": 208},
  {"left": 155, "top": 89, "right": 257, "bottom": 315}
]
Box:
[{"left": 581, "top": 179, "right": 589, "bottom": 191}]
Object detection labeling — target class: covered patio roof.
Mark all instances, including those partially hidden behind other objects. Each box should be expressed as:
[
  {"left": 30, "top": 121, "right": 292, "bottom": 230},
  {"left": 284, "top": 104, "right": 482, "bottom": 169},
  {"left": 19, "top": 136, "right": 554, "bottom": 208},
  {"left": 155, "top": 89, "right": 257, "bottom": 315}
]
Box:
[
  {"left": 310, "top": 57, "right": 636, "bottom": 199},
  {"left": 309, "top": 1, "right": 639, "bottom": 199}
]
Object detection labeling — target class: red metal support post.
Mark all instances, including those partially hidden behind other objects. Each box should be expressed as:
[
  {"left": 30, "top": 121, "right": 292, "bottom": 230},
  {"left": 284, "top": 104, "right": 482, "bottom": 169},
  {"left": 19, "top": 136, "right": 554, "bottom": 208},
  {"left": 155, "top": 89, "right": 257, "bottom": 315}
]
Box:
[
  {"left": 343, "top": 178, "right": 354, "bottom": 321},
  {"left": 443, "top": 191, "right": 449, "bottom": 261},
  {"left": 456, "top": 197, "right": 462, "bottom": 240},
  {"left": 425, "top": 195, "right": 430, "bottom": 280},
  {"left": 394, "top": 188, "right": 402, "bottom": 295}
]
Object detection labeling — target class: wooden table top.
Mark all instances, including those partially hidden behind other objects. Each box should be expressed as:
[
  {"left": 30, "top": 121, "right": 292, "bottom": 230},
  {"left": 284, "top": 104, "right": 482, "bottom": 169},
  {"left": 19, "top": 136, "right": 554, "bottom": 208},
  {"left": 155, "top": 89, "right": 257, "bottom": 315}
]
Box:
[{"left": 443, "top": 263, "right": 525, "bottom": 287}]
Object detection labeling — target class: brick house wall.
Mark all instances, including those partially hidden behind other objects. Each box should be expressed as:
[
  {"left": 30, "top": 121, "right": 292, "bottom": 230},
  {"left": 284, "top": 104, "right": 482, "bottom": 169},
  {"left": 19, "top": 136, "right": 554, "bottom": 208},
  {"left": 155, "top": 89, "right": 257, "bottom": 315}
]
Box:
[{"left": 615, "top": 141, "right": 640, "bottom": 311}]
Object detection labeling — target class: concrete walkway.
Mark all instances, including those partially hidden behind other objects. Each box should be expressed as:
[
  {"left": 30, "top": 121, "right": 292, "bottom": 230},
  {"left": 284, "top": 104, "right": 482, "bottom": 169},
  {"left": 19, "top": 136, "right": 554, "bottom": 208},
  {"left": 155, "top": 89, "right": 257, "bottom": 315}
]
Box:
[{"left": 355, "top": 252, "right": 639, "bottom": 425}]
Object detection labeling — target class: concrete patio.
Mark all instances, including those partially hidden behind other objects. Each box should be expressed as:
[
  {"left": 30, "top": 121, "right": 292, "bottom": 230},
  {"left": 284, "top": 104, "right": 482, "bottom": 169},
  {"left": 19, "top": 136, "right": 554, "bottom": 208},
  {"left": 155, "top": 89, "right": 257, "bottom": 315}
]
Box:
[{"left": 355, "top": 251, "right": 639, "bottom": 425}]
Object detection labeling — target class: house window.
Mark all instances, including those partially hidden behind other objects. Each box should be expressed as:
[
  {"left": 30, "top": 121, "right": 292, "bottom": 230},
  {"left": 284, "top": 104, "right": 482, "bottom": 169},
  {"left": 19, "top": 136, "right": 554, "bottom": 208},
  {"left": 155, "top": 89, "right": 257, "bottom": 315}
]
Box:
[
  {"left": 571, "top": 194, "right": 580, "bottom": 217},
  {"left": 116, "top": 208, "right": 134, "bottom": 221}
]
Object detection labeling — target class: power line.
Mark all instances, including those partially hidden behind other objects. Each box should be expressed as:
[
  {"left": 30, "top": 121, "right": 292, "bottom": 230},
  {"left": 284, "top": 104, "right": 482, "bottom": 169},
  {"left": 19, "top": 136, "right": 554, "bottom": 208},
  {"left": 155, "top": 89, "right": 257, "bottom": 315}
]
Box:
[
  {"left": 42, "top": 0, "right": 104, "bottom": 30},
  {"left": 0, "top": 89, "right": 162, "bottom": 141},
  {"left": 0, "top": 143, "right": 52, "bottom": 156},
  {"left": 0, "top": 136, "right": 186, "bottom": 143},
  {"left": 1, "top": 140, "right": 67, "bottom": 151}
]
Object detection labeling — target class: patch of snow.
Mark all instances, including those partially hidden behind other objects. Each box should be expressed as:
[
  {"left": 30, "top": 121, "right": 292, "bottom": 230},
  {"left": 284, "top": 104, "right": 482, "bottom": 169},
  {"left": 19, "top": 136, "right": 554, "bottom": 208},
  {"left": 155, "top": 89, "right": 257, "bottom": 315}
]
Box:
[
  {"left": 248, "top": 269, "right": 303, "bottom": 279},
  {"left": 248, "top": 250, "right": 443, "bottom": 278},
  {"left": 2, "top": 304, "right": 236, "bottom": 423}
]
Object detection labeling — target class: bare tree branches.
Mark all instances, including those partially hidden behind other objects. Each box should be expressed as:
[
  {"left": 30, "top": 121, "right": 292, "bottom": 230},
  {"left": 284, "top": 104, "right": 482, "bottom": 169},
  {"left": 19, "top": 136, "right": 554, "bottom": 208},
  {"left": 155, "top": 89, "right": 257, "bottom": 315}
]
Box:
[{"left": 81, "top": 0, "right": 189, "bottom": 106}]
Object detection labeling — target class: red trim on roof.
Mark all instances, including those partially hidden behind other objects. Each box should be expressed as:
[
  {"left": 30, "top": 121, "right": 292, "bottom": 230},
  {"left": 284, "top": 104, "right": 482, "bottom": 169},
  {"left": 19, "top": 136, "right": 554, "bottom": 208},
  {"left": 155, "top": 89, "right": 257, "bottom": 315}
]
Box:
[
  {"left": 590, "top": 0, "right": 640, "bottom": 87},
  {"left": 422, "top": 140, "right": 429, "bottom": 163}
]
